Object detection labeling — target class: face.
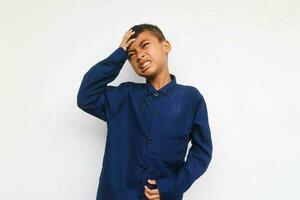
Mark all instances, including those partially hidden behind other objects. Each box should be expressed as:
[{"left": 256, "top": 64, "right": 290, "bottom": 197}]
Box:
[{"left": 126, "top": 31, "right": 171, "bottom": 78}]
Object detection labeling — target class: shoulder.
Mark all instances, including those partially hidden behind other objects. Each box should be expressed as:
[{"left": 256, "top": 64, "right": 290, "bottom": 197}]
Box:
[
  {"left": 123, "top": 81, "right": 143, "bottom": 89},
  {"left": 113, "top": 81, "right": 140, "bottom": 88},
  {"left": 106, "top": 81, "right": 135, "bottom": 95},
  {"left": 125, "top": 81, "right": 150, "bottom": 89},
  {"left": 118, "top": 81, "right": 134, "bottom": 87},
  {"left": 176, "top": 84, "right": 204, "bottom": 100},
  {"left": 116, "top": 81, "right": 144, "bottom": 92},
  {"left": 112, "top": 81, "right": 149, "bottom": 91}
]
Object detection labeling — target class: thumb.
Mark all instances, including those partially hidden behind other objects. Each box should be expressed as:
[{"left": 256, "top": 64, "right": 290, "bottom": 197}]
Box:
[{"left": 148, "top": 179, "right": 156, "bottom": 185}]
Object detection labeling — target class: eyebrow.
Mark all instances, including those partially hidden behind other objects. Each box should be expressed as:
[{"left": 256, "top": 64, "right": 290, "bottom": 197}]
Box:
[{"left": 127, "top": 39, "right": 149, "bottom": 53}]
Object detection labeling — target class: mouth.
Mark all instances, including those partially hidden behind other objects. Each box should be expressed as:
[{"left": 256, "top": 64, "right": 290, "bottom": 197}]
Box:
[
  {"left": 141, "top": 64, "right": 150, "bottom": 73},
  {"left": 139, "top": 60, "right": 151, "bottom": 72}
]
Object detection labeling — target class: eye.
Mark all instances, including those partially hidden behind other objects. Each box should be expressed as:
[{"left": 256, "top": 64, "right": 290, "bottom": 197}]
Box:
[
  {"left": 128, "top": 53, "right": 135, "bottom": 58},
  {"left": 143, "top": 43, "right": 149, "bottom": 47}
]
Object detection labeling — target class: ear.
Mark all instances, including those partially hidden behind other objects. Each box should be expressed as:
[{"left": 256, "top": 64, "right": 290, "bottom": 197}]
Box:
[{"left": 163, "top": 40, "right": 171, "bottom": 53}]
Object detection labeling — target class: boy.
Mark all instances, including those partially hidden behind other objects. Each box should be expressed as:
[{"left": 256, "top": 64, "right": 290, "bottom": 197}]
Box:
[{"left": 77, "top": 24, "right": 213, "bottom": 200}]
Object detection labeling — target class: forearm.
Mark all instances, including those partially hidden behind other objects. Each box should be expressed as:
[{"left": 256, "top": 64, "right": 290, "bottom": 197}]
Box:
[{"left": 156, "top": 91, "right": 213, "bottom": 198}]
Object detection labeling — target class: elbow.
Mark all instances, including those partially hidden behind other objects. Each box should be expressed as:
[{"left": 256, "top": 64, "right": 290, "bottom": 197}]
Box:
[
  {"left": 206, "top": 143, "right": 213, "bottom": 166},
  {"left": 209, "top": 140, "right": 213, "bottom": 161},
  {"left": 77, "top": 92, "right": 85, "bottom": 109},
  {"left": 203, "top": 143, "right": 213, "bottom": 168}
]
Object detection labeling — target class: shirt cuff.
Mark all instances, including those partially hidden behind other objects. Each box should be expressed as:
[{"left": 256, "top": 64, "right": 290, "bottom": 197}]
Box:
[{"left": 109, "top": 46, "right": 128, "bottom": 62}]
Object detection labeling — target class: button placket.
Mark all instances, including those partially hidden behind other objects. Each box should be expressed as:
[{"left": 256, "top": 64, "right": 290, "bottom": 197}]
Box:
[{"left": 140, "top": 89, "right": 161, "bottom": 191}]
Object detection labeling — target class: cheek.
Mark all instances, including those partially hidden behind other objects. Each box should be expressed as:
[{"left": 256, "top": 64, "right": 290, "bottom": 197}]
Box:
[
  {"left": 152, "top": 56, "right": 164, "bottom": 68},
  {"left": 128, "top": 61, "right": 137, "bottom": 71},
  {"left": 132, "top": 64, "right": 139, "bottom": 72},
  {"left": 152, "top": 50, "right": 165, "bottom": 63}
]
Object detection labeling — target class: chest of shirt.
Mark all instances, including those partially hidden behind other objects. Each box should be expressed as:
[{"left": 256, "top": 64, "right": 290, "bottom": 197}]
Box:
[{"left": 107, "top": 83, "right": 196, "bottom": 142}]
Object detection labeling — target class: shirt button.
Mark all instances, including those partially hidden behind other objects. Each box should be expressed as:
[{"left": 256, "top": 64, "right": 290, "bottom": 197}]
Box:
[
  {"left": 154, "top": 91, "right": 159, "bottom": 96},
  {"left": 145, "top": 138, "right": 152, "bottom": 144}
]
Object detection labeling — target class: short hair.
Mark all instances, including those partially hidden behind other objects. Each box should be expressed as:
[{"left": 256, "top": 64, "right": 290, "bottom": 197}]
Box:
[{"left": 128, "top": 23, "right": 166, "bottom": 43}]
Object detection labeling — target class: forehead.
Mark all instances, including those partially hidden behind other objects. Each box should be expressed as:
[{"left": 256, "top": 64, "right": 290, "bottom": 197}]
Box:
[{"left": 127, "top": 31, "right": 159, "bottom": 51}]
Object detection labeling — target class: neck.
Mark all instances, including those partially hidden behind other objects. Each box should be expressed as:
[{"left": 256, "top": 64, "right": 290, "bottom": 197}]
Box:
[{"left": 148, "top": 68, "right": 171, "bottom": 91}]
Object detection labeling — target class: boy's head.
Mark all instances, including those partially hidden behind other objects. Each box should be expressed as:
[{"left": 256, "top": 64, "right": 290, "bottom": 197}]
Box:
[{"left": 126, "top": 23, "right": 171, "bottom": 79}]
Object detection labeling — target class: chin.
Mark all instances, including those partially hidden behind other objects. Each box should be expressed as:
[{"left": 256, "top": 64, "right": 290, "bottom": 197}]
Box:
[
  {"left": 143, "top": 71, "right": 159, "bottom": 79},
  {"left": 136, "top": 70, "right": 150, "bottom": 78},
  {"left": 136, "top": 65, "right": 158, "bottom": 78}
]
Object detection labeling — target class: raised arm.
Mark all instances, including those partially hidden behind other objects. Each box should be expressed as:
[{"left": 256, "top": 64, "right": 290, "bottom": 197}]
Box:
[{"left": 77, "top": 29, "right": 136, "bottom": 121}]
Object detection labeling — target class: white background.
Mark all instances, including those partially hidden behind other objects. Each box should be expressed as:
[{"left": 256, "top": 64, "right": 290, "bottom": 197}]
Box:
[{"left": 1, "top": 0, "right": 299, "bottom": 199}]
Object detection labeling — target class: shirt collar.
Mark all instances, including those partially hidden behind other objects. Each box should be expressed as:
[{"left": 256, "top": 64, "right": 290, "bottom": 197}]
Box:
[{"left": 143, "top": 73, "right": 177, "bottom": 97}]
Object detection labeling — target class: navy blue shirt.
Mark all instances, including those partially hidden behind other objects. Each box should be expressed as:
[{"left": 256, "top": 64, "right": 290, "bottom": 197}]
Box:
[{"left": 77, "top": 47, "right": 213, "bottom": 200}]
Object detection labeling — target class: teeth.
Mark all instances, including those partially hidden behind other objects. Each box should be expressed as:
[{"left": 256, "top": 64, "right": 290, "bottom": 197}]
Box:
[{"left": 142, "top": 61, "right": 150, "bottom": 68}]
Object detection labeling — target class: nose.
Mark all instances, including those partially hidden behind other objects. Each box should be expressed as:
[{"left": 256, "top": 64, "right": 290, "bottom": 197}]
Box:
[{"left": 137, "top": 51, "right": 145, "bottom": 62}]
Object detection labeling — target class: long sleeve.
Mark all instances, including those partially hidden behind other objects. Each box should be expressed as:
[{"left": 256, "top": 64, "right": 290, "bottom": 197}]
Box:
[
  {"left": 77, "top": 47, "right": 131, "bottom": 122},
  {"left": 156, "top": 90, "right": 213, "bottom": 199}
]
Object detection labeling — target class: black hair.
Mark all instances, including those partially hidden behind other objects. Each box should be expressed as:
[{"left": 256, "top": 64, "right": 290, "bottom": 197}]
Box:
[{"left": 128, "top": 23, "right": 166, "bottom": 43}]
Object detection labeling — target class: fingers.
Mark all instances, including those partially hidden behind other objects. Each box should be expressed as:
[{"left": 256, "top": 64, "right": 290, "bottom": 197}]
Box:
[
  {"left": 144, "top": 185, "right": 160, "bottom": 200},
  {"left": 119, "top": 29, "right": 136, "bottom": 51},
  {"left": 123, "top": 29, "right": 135, "bottom": 40},
  {"left": 144, "top": 179, "right": 160, "bottom": 200},
  {"left": 148, "top": 179, "right": 157, "bottom": 185}
]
